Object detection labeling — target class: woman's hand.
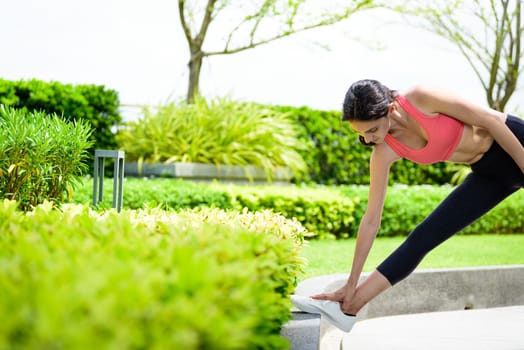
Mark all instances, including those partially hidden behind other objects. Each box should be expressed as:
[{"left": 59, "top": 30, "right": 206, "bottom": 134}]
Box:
[{"left": 311, "top": 284, "right": 356, "bottom": 313}]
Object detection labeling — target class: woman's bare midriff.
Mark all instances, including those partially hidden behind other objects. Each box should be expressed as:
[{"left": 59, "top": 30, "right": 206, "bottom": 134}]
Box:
[{"left": 449, "top": 124, "right": 495, "bottom": 164}]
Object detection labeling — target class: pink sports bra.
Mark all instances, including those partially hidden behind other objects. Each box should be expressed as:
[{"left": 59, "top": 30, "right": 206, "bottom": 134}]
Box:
[{"left": 384, "top": 95, "right": 464, "bottom": 165}]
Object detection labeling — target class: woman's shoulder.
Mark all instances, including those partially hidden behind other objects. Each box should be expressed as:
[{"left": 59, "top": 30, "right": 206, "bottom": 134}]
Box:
[
  {"left": 400, "top": 85, "right": 452, "bottom": 115},
  {"left": 372, "top": 141, "right": 401, "bottom": 165},
  {"left": 401, "top": 85, "right": 435, "bottom": 104}
]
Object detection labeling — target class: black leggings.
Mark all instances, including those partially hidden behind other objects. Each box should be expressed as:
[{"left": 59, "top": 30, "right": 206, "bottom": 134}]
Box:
[{"left": 377, "top": 115, "right": 524, "bottom": 285}]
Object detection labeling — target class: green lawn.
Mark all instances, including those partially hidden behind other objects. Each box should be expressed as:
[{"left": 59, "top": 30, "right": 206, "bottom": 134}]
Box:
[{"left": 301, "top": 234, "right": 524, "bottom": 280}]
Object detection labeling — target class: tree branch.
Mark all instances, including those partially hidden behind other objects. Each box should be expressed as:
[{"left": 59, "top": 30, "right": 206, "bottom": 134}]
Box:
[
  {"left": 178, "top": 0, "right": 194, "bottom": 47},
  {"left": 195, "top": 0, "right": 218, "bottom": 47},
  {"left": 205, "top": 0, "right": 376, "bottom": 57}
]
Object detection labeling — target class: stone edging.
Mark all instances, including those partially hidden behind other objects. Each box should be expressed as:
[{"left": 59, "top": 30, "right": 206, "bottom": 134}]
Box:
[
  {"left": 124, "top": 162, "right": 292, "bottom": 184},
  {"left": 284, "top": 265, "right": 524, "bottom": 350}
]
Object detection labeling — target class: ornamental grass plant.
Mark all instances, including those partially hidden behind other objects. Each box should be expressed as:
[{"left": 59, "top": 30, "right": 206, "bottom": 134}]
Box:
[{"left": 115, "top": 97, "right": 310, "bottom": 181}]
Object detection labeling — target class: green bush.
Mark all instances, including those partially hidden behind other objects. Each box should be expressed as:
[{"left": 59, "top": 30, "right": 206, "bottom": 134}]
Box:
[
  {"left": 338, "top": 184, "right": 524, "bottom": 236},
  {"left": 0, "top": 78, "right": 121, "bottom": 151},
  {"left": 72, "top": 179, "right": 357, "bottom": 239},
  {"left": 71, "top": 178, "right": 524, "bottom": 238},
  {"left": 0, "top": 106, "right": 93, "bottom": 211},
  {"left": 0, "top": 200, "right": 307, "bottom": 349},
  {"left": 267, "top": 105, "right": 369, "bottom": 185},
  {"left": 116, "top": 98, "right": 310, "bottom": 181},
  {"left": 220, "top": 184, "right": 357, "bottom": 239},
  {"left": 112, "top": 178, "right": 233, "bottom": 210},
  {"left": 73, "top": 178, "right": 233, "bottom": 211}
]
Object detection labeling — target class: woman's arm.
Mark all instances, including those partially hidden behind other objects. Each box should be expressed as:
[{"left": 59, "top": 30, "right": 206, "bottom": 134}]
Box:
[
  {"left": 406, "top": 86, "right": 524, "bottom": 172},
  {"left": 346, "top": 144, "right": 399, "bottom": 289},
  {"left": 312, "top": 143, "right": 399, "bottom": 301}
]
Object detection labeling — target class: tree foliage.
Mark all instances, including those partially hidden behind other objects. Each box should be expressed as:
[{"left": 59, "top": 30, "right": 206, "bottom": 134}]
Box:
[
  {"left": 406, "top": 0, "right": 523, "bottom": 111},
  {"left": 178, "top": 0, "right": 377, "bottom": 102}
]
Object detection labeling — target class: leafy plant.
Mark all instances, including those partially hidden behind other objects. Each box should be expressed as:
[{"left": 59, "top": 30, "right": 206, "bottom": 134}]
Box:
[
  {"left": 0, "top": 78, "right": 121, "bottom": 151},
  {"left": 0, "top": 106, "right": 93, "bottom": 210},
  {"left": 0, "top": 201, "right": 307, "bottom": 349},
  {"left": 448, "top": 164, "right": 472, "bottom": 185},
  {"left": 116, "top": 97, "right": 310, "bottom": 180},
  {"left": 221, "top": 184, "right": 357, "bottom": 239},
  {"left": 339, "top": 184, "right": 524, "bottom": 236}
]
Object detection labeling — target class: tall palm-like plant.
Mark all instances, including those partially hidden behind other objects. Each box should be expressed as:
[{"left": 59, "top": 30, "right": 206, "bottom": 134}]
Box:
[{"left": 116, "top": 98, "right": 310, "bottom": 180}]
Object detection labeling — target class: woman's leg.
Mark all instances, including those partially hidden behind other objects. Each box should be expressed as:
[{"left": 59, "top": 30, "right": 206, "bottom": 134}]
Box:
[{"left": 343, "top": 173, "right": 518, "bottom": 315}]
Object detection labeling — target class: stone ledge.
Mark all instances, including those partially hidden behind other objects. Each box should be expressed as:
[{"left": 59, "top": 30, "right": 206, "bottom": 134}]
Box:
[
  {"left": 124, "top": 162, "right": 292, "bottom": 184},
  {"left": 334, "top": 264, "right": 524, "bottom": 320},
  {"left": 285, "top": 265, "right": 524, "bottom": 350}
]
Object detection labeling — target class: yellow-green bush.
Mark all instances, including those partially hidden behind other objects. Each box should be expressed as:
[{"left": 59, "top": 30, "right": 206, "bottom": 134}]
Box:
[
  {"left": 218, "top": 184, "right": 358, "bottom": 239},
  {"left": 0, "top": 200, "right": 307, "bottom": 349}
]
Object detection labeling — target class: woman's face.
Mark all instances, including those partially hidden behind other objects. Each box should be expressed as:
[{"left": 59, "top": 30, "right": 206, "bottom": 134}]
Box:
[{"left": 348, "top": 116, "right": 390, "bottom": 145}]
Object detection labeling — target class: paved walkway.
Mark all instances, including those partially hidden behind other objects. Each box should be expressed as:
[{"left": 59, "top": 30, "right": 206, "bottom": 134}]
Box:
[{"left": 342, "top": 305, "right": 524, "bottom": 350}]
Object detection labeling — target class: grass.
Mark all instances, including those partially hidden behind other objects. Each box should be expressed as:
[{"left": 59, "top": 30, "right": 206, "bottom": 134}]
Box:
[{"left": 301, "top": 234, "right": 524, "bottom": 280}]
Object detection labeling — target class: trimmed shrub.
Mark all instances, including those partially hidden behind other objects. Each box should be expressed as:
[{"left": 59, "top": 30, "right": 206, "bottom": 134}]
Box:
[
  {"left": 0, "top": 200, "right": 307, "bottom": 349},
  {"left": 71, "top": 178, "right": 524, "bottom": 238},
  {"left": 0, "top": 106, "right": 93, "bottom": 211},
  {"left": 72, "top": 179, "right": 357, "bottom": 239},
  {"left": 220, "top": 184, "right": 357, "bottom": 240},
  {"left": 110, "top": 178, "right": 233, "bottom": 210},
  {"left": 338, "top": 184, "right": 524, "bottom": 236}
]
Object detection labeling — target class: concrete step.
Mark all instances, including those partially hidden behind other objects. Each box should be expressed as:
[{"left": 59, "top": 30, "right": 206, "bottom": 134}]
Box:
[
  {"left": 281, "top": 312, "right": 321, "bottom": 350},
  {"left": 283, "top": 265, "right": 524, "bottom": 350}
]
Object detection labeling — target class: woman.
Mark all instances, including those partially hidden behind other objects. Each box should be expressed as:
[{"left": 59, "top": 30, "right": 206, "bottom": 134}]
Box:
[{"left": 291, "top": 79, "right": 524, "bottom": 332}]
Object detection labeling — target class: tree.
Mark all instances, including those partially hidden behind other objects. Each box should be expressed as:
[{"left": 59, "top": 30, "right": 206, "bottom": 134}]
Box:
[
  {"left": 407, "top": 0, "right": 523, "bottom": 111},
  {"left": 178, "top": 0, "right": 377, "bottom": 103}
]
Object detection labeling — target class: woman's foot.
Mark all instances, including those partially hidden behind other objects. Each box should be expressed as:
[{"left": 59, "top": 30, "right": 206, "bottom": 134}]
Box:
[{"left": 290, "top": 295, "right": 356, "bottom": 332}]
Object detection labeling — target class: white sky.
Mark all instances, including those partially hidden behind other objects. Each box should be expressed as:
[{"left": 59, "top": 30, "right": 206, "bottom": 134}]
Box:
[{"left": 2, "top": 0, "right": 523, "bottom": 120}]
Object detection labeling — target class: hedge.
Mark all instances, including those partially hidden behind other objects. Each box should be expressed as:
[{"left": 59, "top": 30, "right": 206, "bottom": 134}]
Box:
[
  {"left": 338, "top": 184, "right": 524, "bottom": 236},
  {"left": 221, "top": 184, "right": 357, "bottom": 240},
  {"left": 71, "top": 178, "right": 524, "bottom": 239},
  {"left": 0, "top": 200, "right": 307, "bottom": 349}
]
